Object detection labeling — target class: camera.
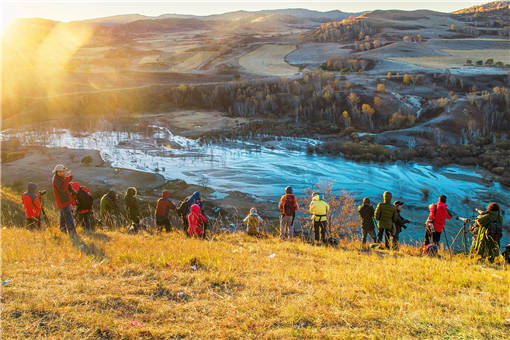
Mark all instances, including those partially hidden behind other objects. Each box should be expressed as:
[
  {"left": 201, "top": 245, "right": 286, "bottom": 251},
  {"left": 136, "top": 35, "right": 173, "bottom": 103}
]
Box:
[{"left": 38, "top": 190, "right": 47, "bottom": 196}]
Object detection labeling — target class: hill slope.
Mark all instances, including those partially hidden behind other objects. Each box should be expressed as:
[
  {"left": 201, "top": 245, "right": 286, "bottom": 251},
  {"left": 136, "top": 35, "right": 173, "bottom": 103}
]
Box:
[{"left": 2, "top": 227, "right": 509, "bottom": 338}]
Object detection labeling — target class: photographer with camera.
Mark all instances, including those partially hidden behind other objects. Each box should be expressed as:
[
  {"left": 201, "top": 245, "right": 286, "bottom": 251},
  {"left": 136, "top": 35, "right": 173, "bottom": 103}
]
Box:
[
  {"left": 471, "top": 203, "right": 503, "bottom": 262},
  {"left": 424, "top": 195, "right": 453, "bottom": 247},
  {"left": 52, "top": 164, "right": 76, "bottom": 234},
  {"left": 22, "top": 183, "right": 42, "bottom": 229}
]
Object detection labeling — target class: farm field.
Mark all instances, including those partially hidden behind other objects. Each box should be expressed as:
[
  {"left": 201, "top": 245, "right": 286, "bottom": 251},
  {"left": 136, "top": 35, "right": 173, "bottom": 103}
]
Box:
[
  {"left": 389, "top": 48, "right": 510, "bottom": 68},
  {"left": 239, "top": 44, "right": 299, "bottom": 76}
]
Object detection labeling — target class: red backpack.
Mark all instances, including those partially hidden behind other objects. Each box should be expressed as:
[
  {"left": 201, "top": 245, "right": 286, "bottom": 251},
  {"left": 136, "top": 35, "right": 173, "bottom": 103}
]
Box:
[{"left": 282, "top": 194, "right": 296, "bottom": 216}]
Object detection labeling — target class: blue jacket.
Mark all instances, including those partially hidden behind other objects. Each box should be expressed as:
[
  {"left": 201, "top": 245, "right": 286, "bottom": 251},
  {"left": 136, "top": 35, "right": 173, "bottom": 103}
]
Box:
[{"left": 187, "top": 191, "right": 202, "bottom": 213}]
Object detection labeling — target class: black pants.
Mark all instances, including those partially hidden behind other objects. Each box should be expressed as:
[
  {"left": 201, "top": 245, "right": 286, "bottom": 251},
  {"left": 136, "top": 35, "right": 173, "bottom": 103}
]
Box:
[
  {"left": 77, "top": 212, "right": 93, "bottom": 231},
  {"left": 393, "top": 232, "right": 400, "bottom": 250},
  {"left": 26, "top": 217, "right": 41, "bottom": 229},
  {"left": 424, "top": 229, "right": 441, "bottom": 246},
  {"left": 314, "top": 220, "right": 327, "bottom": 243},
  {"left": 362, "top": 229, "right": 377, "bottom": 244},
  {"left": 156, "top": 216, "right": 171, "bottom": 232},
  {"left": 377, "top": 228, "right": 392, "bottom": 248}
]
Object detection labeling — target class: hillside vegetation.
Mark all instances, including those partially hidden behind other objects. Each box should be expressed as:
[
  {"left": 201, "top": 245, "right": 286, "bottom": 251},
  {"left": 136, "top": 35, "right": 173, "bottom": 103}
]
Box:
[{"left": 2, "top": 225, "right": 509, "bottom": 338}]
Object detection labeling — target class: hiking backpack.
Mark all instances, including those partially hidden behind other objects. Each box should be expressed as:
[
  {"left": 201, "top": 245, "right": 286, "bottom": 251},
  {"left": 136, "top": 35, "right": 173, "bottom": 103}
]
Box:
[
  {"left": 77, "top": 188, "right": 93, "bottom": 210},
  {"left": 424, "top": 243, "right": 438, "bottom": 257},
  {"left": 486, "top": 218, "right": 503, "bottom": 240},
  {"left": 282, "top": 195, "right": 296, "bottom": 216}
]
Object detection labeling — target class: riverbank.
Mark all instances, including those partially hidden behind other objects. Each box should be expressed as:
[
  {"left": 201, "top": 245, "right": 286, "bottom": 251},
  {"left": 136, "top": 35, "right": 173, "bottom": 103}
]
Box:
[
  {"left": 2, "top": 119, "right": 510, "bottom": 245},
  {"left": 2, "top": 228, "right": 509, "bottom": 338},
  {"left": 0, "top": 146, "right": 278, "bottom": 227}
]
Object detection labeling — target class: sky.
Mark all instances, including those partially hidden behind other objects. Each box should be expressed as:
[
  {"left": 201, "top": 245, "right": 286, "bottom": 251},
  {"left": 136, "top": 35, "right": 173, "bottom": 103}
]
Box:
[{"left": 1, "top": 0, "right": 488, "bottom": 27}]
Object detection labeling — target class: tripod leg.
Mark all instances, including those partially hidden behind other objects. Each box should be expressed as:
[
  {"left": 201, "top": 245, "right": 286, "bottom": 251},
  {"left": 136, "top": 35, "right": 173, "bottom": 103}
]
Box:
[
  {"left": 462, "top": 223, "right": 467, "bottom": 255},
  {"left": 451, "top": 227, "right": 464, "bottom": 250},
  {"left": 443, "top": 226, "right": 452, "bottom": 257}
]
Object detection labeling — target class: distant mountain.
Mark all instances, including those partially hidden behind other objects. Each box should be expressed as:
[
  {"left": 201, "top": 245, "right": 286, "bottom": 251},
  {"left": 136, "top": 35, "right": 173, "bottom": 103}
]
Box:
[
  {"left": 109, "top": 17, "right": 209, "bottom": 33},
  {"left": 453, "top": 1, "right": 509, "bottom": 14},
  {"left": 207, "top": 8, "right": 359, "bottom": 22},
  {"left": 77, "top": 14, "right": 151, "bottom": 26}
]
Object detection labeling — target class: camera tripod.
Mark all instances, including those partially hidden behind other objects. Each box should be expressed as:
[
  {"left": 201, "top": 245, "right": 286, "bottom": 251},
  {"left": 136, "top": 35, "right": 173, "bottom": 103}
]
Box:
[{"left": 450, "top": 216, "right": 473, "bottom": 254}]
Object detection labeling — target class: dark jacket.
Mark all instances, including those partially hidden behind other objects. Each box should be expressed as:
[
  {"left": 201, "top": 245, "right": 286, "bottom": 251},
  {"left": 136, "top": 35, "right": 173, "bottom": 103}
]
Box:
[
  {"left": 76, "top": 187, "right": 93, "bottom": 214},
  {"left": 186, "top": 191, "right": 202, "bottom": 214},
  {"left": 358, "top": 204, "right": 375, "bottom": 231},
  {"left": 100, "top": 192, "right": 119, "bottom": 216},
  {"left": 125, "top": 188, "right": 139, "bottom": 221},
  {"left": 394, "top": 210, "right": 410, "bottom": 234}
]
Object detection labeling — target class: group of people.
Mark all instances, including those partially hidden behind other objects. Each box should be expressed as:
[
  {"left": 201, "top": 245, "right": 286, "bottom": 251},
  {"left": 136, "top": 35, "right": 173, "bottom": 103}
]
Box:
[{"left": 21, "top": 164, "right": 509, "bottom": 263}]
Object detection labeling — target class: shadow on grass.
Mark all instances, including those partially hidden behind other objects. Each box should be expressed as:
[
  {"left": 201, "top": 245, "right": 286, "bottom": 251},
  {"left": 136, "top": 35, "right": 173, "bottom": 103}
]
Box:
[
  {"left": 69, "top": 232, "right": 107, "bottom": 260},
  {"left": 83, "top": 229, "right": 111, "bottom": 242}
]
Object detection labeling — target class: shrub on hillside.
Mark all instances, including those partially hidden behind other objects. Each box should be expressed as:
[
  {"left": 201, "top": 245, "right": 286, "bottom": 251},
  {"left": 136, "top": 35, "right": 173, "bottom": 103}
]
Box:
[
  {"left": 298, "top": 180, "right": 359, "bottom": 239},
  {"left": 81, "top": 156, "right": 93, "bottom": 165}
]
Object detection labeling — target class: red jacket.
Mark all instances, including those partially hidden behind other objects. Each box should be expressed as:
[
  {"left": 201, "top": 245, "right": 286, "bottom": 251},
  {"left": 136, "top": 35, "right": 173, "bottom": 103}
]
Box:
[
  {"left": 22, "top": 193, "right": 41, "bottom": 218},
  {"left": 187, "top": 204, "right": 207, "bottom": 237},
  {"left": 52, "top": 173, "right": 73, "bottom": 209},
  {"left": 155, "top": 190, "right": 175, "bottom": 218},
  {"left": 428, "top": 202, "right": 452, "bottom": 232}
]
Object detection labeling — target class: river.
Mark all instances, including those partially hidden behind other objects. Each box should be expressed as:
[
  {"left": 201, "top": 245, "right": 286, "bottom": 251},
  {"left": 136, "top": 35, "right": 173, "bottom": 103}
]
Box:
[{"left": 4, "top": 124, "right": 509, "bottom": 248}]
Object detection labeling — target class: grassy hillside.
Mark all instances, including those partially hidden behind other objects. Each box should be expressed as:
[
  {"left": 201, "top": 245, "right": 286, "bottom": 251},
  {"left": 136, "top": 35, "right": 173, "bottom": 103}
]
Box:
[{"left": 2, "top": 226, "right": 509, "bottom": 339}]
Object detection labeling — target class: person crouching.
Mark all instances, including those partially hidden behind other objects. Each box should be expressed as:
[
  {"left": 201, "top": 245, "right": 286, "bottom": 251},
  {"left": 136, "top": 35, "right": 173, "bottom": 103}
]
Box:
[
  {"left": 187, "top": 204, "right": 207, "bottom": 238},
  {"left": 243, "top": 207, "right": 264, "bottom": 236}
]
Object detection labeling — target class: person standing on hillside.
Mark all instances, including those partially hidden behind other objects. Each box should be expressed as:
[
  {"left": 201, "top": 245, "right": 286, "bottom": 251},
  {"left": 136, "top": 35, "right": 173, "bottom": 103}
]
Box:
[
  {"left": 72, "top": 182, "right": 94, "bottom": 231},
  {"left": 124, "top": 187, "right": 140, "bottom": 233},
  {"left": 393, "top": 201, "right": 410, "bottom": 250},
  {"left": 424, "top": 195, "right": 453, "bottom": 247},
  {"left": 22, "top": 182, "right": 42, "bottom": 229},
  {"left": 358, "top": 197, "right": 376, "bottom": 245},
  {"left": 278, "top": 186, "right": 299, "bottom": 240},
  {"left": 100, "top": 190, "right": 121, "bottom": 228},
  {"left": 155, "top": 190, "right": 176, "bottom": 232},
  {"left": 374, "top": 191, "right": 397, "bottom": 249},
  {"left": 52, "top": 164, "right": 76, "bottom": 234},
  {"left": 471, "top": 202, "right": 503, "bottom": 262},
  {"left": 309, "top": 192, "right": 329, "bottom": 244}
]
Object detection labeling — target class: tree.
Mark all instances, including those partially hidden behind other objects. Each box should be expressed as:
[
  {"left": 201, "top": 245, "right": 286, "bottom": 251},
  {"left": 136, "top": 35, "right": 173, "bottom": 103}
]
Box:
[
  {"left": 377, "top": 83, "right": 386, "bottom": 93},
  {"left": 450, "top": 24, "right": 456, "bottom": 31},
  {"left": 374, "top": 96, "right": 383, "bottom": 108},
  {"left": 466, "top": 59, "right": 473, "bottom": 65},
  {"left": 403, "top": 74, "right": 411, "bottom": 85},
  {"left": 387, "top": 72, "right": 392, "bottom": 80},
  {"left": 345, "top": 80, "right": 351, "bottom": 89},
  {"left": 437, "top": 97, "right": 449, "bottom": 108},
  {"left": 485, "top": 58, "right": 494, "bottom": 66},
  {"left": 476, "top": 60, "right": 483, "bottom": 66},
  {"left": 342, "top": 110, "right": 351, "bottom": 127},
  {"left": 362, "top": 104, "right": 375, "bottom": 116}
]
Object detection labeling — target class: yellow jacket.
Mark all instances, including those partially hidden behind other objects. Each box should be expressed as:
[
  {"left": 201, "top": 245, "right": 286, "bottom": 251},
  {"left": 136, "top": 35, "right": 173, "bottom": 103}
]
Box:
[{"left": 309, "top": 195, "right": 329, "bottom": 222}]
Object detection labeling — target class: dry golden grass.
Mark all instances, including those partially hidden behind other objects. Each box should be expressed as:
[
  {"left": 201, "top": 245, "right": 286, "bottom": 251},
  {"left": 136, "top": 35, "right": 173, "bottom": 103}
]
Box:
[
  {"left": 2, "top": 226, "right": 509, "bottom": 339},
  {"left": 239, "top": 44, "right": 298, "bottom": 76}
]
